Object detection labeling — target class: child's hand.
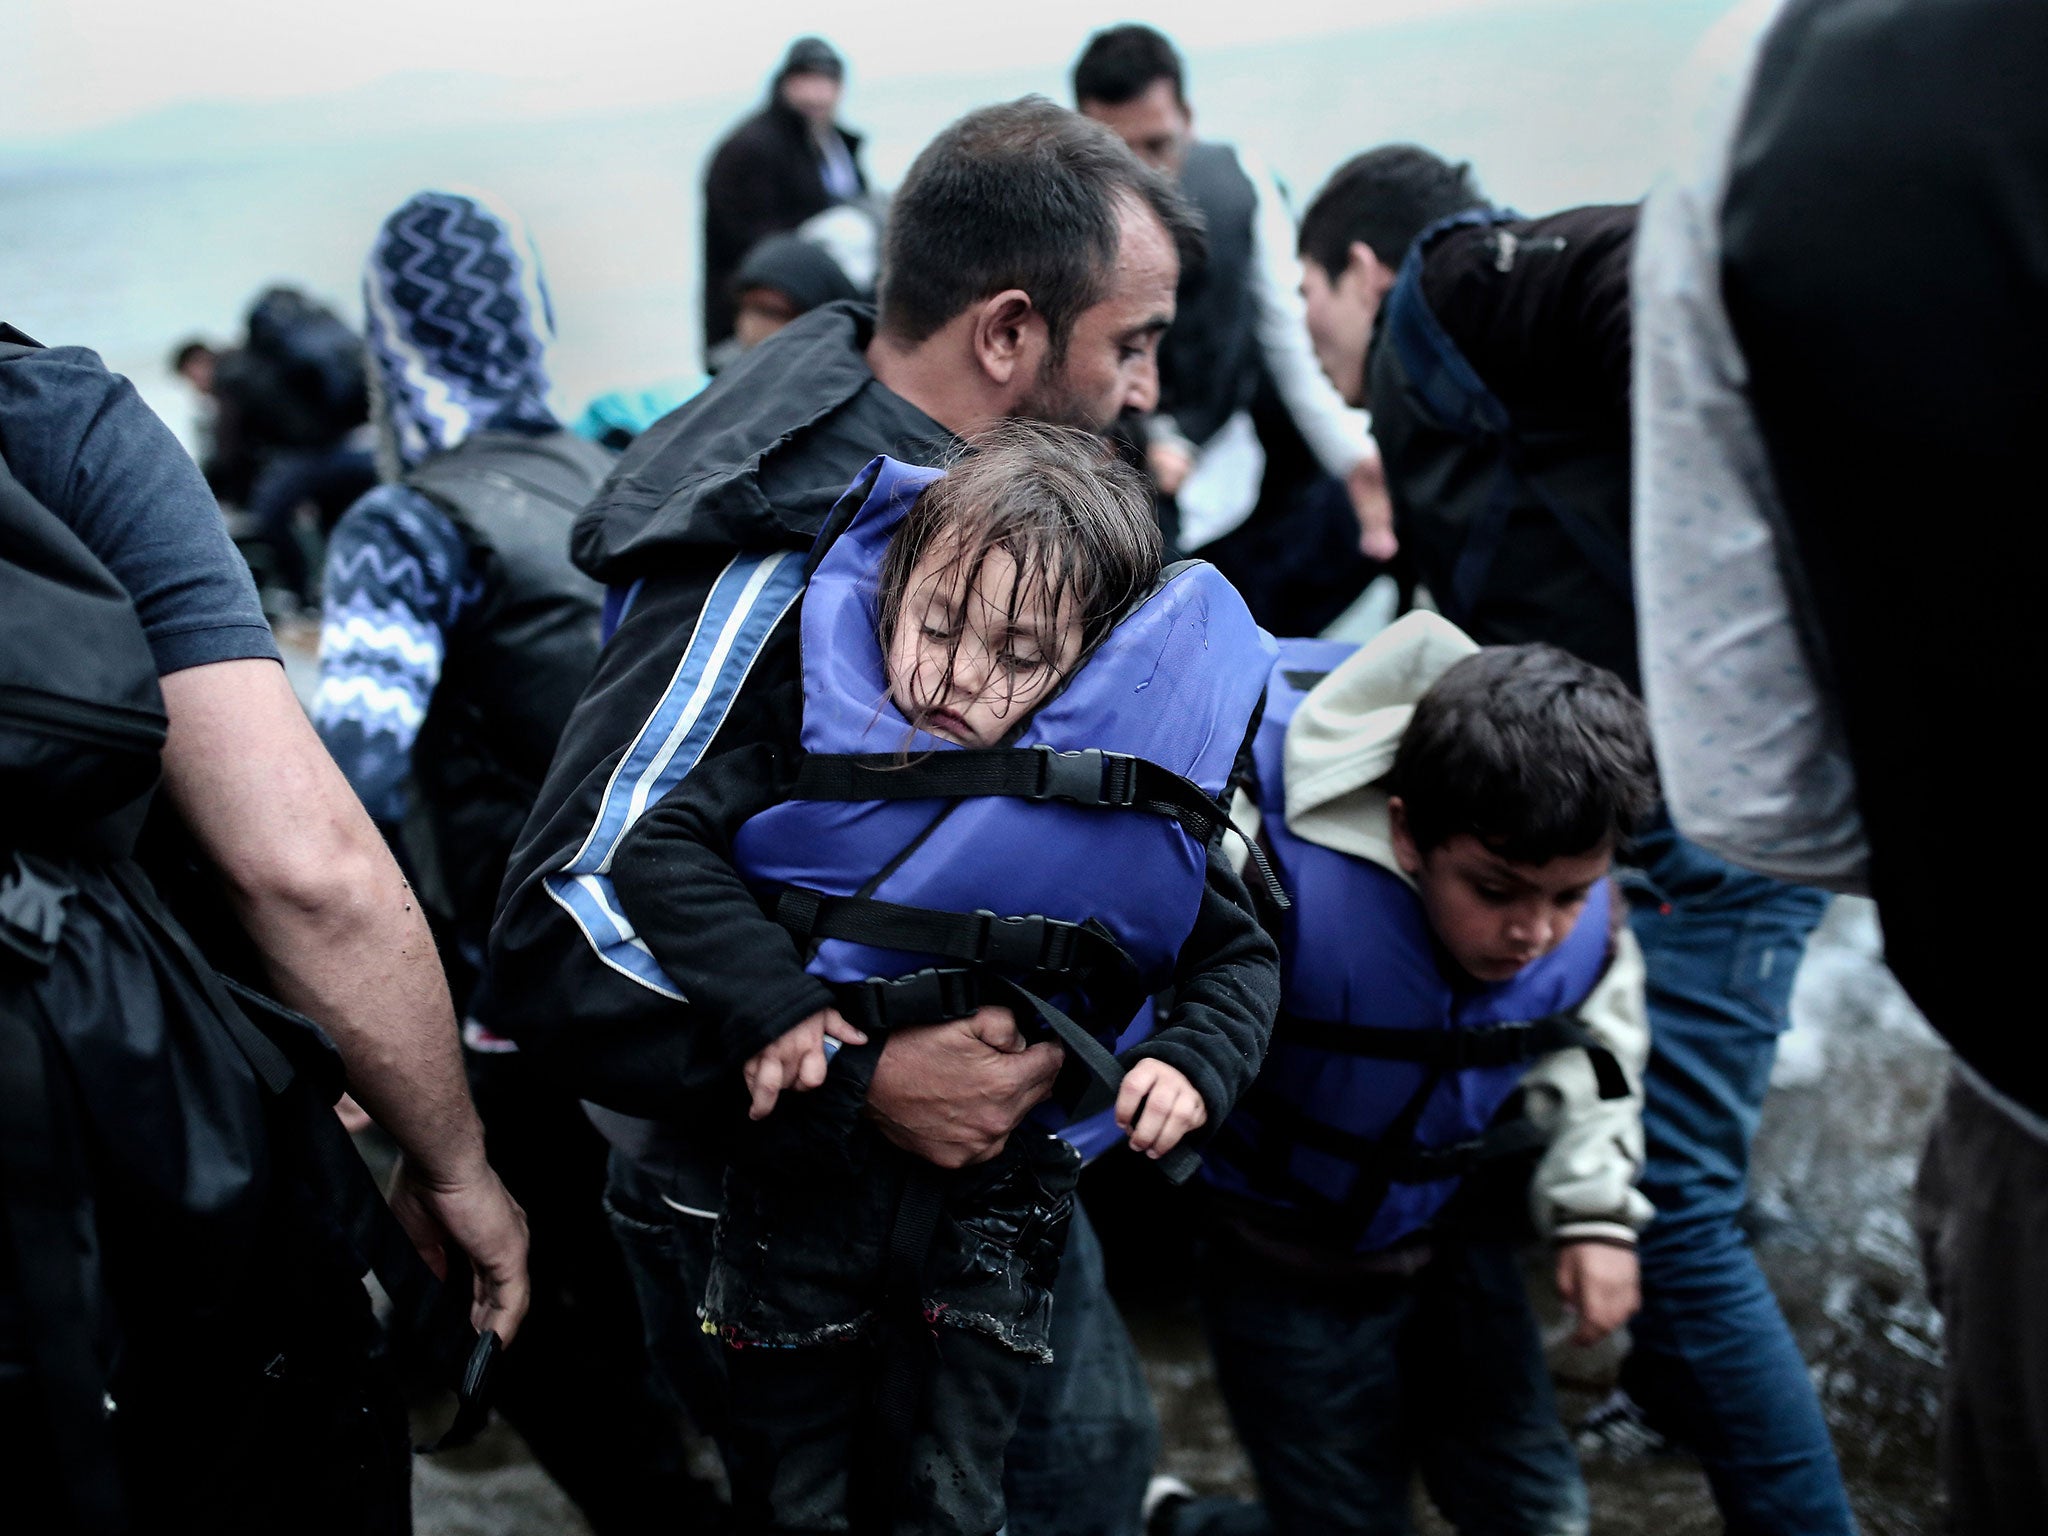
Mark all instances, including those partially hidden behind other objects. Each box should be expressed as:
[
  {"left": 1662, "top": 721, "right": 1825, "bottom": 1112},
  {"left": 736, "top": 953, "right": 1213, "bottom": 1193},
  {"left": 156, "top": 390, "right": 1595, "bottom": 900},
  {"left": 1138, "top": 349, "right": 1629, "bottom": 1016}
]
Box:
[
  {"left": 1555, "top": 1240, "right": 1640, "bottom": 1346},
  {"left": 1116, "top": 1058, "right": 1208, "bottom": 1160},
  {"left": 744, "top": 1008, "right": 867, "bottom": 1121}
]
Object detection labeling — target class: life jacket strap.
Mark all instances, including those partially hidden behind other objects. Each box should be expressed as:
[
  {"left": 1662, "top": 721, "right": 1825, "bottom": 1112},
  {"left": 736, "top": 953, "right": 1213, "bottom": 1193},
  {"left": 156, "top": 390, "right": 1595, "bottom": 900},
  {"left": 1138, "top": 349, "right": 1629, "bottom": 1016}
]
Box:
[
  {"left": 775, "top": 886, "right": 1133, "bottom": 979},
  {"left": 835, "top": 966, "right": 985, "bottom": 1034},
  {"left": 790, "top": 747, "right": 1291, "bottom": 910},
  {"left": 1273, "top": 1010, "right": 1629, "bottom": 1100}
]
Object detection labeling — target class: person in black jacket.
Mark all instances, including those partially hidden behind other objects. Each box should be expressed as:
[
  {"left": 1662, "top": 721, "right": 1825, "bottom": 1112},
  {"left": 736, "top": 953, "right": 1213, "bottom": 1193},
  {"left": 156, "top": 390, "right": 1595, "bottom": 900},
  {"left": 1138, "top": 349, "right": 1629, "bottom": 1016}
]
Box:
[
  {"left": 1635, "top": 2, "right": 2048, "bottom": 1528},
  {"left": 1291, "top": 147, "right": 1855, "bottom": 1534},
  {"left": 701, "top": 36, "right": 868, "bottom": 364},
  {"left": 491, "top": 98, "right": 1201, "bottom": 1536}
]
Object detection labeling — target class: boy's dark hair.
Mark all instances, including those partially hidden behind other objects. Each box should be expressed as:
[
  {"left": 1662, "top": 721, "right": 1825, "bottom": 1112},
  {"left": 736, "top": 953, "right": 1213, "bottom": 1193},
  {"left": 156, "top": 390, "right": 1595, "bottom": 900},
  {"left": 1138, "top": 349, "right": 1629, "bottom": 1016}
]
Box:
[
  {"left": 878, "top": 421, "right": 1162, "bottom": 735},
  {"left": 1298, "top": 144, "right": 1486, "bottom": 279},
  {"left": 1386, "top": 644, "right": 1658, "bottom": 865},
  {"left": 1072, "top": 24, "right": 1185, "bottom": 108},
  {"left": 877, "top": 97, "right": 1203, "bottom": 363}
]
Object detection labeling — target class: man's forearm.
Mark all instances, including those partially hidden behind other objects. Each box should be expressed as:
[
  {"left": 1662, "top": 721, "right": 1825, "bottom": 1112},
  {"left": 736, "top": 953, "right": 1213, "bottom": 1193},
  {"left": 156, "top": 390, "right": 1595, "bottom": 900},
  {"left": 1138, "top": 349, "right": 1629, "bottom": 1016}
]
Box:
[
  {"left": 158, "top": 659, "right": 487, "bottom": 1184},
  {"left": 236, "top": 842, "right": 487, "bottom": 1183}
]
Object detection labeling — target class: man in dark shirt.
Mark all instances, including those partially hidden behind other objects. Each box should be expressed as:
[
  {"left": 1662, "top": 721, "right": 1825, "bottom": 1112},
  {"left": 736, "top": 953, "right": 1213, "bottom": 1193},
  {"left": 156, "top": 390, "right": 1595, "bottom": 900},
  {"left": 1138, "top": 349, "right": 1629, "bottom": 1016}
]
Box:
[
  {"left": 1286, "top": 152, "right": 1855, "bottom": 1533},
  {"left": 492, "top": 99, "right": 1201, "bottom": 1536},
  {"left": 0, "top": 331, "right": 528, "bottom": 1524}
]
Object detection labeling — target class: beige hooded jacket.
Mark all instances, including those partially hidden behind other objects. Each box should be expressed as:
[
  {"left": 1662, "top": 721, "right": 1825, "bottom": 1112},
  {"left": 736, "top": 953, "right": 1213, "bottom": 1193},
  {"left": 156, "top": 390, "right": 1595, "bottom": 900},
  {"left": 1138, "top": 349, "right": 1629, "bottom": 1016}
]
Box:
[{"left": 1259, "top": 611, "right": 1654, "bottom": 1247}]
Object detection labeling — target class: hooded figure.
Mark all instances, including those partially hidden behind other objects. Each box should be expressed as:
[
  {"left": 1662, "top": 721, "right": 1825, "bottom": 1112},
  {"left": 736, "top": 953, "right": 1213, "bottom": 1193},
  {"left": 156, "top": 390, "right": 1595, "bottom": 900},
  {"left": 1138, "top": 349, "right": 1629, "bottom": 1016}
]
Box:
[
  {"left": 700, "top": 36, "right": 868, "bottom": 361},
  {"left": 316, "top": 186, "right": 612, "bottom": 948}
]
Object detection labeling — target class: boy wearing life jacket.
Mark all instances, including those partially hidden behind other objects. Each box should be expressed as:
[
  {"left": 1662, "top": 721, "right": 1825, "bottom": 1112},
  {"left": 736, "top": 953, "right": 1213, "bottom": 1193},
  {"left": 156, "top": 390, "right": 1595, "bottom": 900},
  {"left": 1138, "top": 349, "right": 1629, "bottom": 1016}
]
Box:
[
  {"left": 610, "top": 422, "right": 1281, "bottom": 1536},
  {"left": 1174, "top": 613, "right": 1657, "bottom": 1536}
]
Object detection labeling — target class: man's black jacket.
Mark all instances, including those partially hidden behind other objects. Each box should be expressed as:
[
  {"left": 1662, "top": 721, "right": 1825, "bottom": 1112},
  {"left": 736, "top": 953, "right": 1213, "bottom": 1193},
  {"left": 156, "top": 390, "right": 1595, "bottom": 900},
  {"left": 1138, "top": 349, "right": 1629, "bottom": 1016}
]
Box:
[{"left": 487, "top": 303, "right": 947, "bottom": 1126}]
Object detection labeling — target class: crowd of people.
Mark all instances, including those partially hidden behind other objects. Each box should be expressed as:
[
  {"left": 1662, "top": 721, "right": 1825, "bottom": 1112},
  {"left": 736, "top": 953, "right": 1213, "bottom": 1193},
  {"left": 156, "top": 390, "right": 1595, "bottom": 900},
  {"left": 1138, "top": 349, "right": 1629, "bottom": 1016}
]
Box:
[{"left": 2, "top": 4, "right": 2040, "bottom": 1533}]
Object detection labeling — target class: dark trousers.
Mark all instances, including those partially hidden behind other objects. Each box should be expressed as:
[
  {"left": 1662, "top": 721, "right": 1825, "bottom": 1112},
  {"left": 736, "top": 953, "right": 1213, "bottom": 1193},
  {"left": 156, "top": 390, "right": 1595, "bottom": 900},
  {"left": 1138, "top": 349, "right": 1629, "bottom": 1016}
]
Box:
[
  {"left": 607, "top": 1157, "right": 1157, "bottom": 1536},
  {"left": 245, "top": 444, "right": 376, "bottom": 601},
  {"left": 467, "top": 1052, "right": 709, "bottom": 1535},
  {"left": 1188, "top": 1238, "right": 1586, "bottom": 1536},
  {"left": 1617, "top": 821, "right": 1851, "bottom": 1534},
  {"left": 1913, "top": 1071, "right": 2048, "bottom": 1535}
]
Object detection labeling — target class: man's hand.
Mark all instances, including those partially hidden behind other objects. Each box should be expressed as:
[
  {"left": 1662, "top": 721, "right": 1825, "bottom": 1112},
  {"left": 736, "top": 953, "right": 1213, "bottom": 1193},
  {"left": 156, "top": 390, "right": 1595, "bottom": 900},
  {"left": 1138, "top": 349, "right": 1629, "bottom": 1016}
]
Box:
[
  {"left": 1555, "top": 1240, "right": 1640, "bottom": 1346},
  {"left": 1147, "top": 440, "right": 1193, "bottom": 499},
  {"left": 865, "top": 1005, "right": 1062, "bottom": 1169},
  {"left": 388, "top": 1154, "right": 531, "bottom": 1344},
  {"left": 1116, "top": 1058, "right": 1208, "bottom": 1159},
  {"left": 744, "top": 1007, "right": 868, "bottom": 1120},
  {"left": 1347, "top": 450, "right": 1399, "bottom": 561}
]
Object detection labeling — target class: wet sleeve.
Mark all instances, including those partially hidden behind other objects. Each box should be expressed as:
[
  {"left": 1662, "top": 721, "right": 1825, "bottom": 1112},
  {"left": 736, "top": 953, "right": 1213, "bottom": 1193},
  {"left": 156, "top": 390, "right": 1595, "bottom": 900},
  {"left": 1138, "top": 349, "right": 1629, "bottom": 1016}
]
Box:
[
  {"left": 0, "top": 345, "right": 280, "bottom": 675},
  {"left": 610, "top": 741, "right": 838, "bottom": 1071},
  {"left": 312, "top": 486, "right": 469, "bottom": 826},
  {"left": 1126, "top": 840, "right": 1282, "bottom": 1127}
]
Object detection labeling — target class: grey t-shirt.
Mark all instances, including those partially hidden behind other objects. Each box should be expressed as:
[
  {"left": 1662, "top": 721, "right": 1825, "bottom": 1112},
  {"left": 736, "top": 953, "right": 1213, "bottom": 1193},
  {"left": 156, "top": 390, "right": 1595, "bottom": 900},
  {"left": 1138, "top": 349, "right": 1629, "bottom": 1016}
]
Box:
[{"left": 0, "top": 342, "right": 281, "bottom": 675}]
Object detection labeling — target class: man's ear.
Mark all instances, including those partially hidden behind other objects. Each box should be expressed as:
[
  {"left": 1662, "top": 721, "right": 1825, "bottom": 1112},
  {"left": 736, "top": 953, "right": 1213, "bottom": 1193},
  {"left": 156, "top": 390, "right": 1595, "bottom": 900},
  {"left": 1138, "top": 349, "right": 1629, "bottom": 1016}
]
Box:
[
  {"left": 1387, "top": 795, "right": 1424, "bottom": 877},
  {"left": 970, "top": 289, "right": 1044, "bottom": 390},
  {"left": 1346, "top": 239, "right": 1399, "bottom": 306}
]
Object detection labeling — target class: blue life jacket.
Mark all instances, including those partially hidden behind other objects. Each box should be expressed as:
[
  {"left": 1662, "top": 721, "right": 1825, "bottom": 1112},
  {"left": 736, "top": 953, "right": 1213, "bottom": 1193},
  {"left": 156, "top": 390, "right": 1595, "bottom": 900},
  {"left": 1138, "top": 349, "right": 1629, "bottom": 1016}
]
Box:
[
  {"left": 732, "top": 455, "right": 1278, "bottom": 1175},
  {"left": 1201, "top": 638, "right": 1624, "bottom": 1250}
]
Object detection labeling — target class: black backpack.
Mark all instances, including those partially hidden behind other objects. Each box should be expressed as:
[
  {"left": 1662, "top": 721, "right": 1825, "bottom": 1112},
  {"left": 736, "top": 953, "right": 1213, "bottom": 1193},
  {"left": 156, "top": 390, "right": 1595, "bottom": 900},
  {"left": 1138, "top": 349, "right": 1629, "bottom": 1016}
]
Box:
[{"left": 0, "top": 336, "right": 480, "bottom": 1533}]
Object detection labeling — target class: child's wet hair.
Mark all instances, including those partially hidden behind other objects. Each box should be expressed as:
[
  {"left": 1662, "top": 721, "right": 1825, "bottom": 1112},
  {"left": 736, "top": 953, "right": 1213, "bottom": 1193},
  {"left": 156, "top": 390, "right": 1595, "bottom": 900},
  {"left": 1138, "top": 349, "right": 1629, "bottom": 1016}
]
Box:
[
  {"left": 877, "top": 421, "right": 1163, "bottom": 736},
  {"left": 1386, "top": 644, "right": 1659, "bottom": 864}
]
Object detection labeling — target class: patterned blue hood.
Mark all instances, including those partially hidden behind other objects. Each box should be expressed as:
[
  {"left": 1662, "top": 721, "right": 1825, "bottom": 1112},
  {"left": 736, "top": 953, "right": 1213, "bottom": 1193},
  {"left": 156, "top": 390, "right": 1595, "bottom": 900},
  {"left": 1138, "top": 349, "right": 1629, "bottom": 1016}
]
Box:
[{"left": 362, "top": 188, "right": 558, "bottom": 475}]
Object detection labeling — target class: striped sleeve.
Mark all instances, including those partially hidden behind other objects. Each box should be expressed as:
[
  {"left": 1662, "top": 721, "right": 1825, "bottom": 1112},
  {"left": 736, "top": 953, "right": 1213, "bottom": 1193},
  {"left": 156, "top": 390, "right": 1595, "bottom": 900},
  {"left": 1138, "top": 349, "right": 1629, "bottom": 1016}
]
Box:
[{"left": 313, "top": 485, "right": 472, "bottom": 824}]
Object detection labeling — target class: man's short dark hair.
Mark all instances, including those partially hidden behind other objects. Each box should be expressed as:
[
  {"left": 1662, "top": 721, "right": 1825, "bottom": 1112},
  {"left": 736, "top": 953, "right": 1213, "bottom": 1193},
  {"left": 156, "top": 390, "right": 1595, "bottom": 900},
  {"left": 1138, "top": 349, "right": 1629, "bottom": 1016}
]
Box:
[
  {"left": 876, "top": 97, "right": 1203, "bottom": 360},
  {"left": 1386, "top": 644, "right": 1658, "bottom": 865},
  {"left": 1072, "top": 24, "right": 1184, "bottom": 108},
  {"left": 1298, "top": 144, "right": 1486, "bottom": 278}
]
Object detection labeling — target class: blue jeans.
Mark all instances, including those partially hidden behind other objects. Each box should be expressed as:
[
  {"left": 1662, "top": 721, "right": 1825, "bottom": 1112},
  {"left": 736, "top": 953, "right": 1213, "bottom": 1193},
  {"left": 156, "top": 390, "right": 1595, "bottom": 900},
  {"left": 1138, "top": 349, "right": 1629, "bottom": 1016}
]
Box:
[
  {"left": 605, "top": 1152, "right": 1156, "bottom": 1536},
  {"left": 1619, "top": 819, "right": 1853, "bottom": 1534},
  {"left": 1189, "top": 1239, "right": 1587, "bottom": 1536}
]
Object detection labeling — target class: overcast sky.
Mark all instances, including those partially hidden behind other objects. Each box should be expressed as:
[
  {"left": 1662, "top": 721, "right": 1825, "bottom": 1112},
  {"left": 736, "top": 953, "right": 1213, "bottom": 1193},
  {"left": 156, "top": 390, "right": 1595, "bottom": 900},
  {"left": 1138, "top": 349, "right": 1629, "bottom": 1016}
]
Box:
[{"left": 4, "top": 0, "right": 1583, "bottom": 143}]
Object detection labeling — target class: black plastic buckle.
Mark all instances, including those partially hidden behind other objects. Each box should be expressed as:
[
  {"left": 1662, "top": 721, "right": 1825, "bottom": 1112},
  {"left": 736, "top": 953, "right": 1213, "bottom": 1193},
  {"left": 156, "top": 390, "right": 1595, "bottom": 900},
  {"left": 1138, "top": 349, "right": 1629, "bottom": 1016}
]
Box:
[
  {"left": 1028, "top": 746, "right": 1139, "bottom": 809},
  {"left": 858, "top": 967, "right": 981, "bottom": 1028},
  {"left": 971, "top": 910, "right": 1078, "bottom": 971},
  {"left": 1404, "top": 1136, "right": 1487, "bottom": 1181}
]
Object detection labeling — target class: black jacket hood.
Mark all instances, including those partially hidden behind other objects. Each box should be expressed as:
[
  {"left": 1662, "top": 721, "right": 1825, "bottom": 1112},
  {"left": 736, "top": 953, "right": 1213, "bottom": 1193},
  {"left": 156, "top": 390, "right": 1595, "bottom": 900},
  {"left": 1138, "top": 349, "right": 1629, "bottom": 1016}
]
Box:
[{"left": 572, "top": 301, "right": 886, "bottom": 584}]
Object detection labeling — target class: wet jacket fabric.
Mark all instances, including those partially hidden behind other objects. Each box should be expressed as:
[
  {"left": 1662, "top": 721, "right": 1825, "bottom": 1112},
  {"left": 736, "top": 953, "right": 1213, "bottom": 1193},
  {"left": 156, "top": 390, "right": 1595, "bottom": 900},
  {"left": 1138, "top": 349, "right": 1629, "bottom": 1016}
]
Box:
[
  {"left": 702, "top": 98, "right": 867, "bottom": 355},
  {"left": 488, "top": 303, "right": 950, "bottom": 1159},
  {"left": 1367, "top": 205, "right": 1640, "bottom": 691},
  {"left": 1210, "top": 614, "right": 1652, "bottom": 1263}
]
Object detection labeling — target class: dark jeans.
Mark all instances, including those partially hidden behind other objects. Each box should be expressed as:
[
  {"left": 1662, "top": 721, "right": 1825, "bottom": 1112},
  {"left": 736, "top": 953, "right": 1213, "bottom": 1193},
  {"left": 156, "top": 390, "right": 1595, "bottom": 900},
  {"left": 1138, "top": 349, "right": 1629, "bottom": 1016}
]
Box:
[
  {"left": 606, "top": 1156, "right": 1156, "bottom": 1536},
  {"left": 1913, "top": 1071, "right": 2048, "bottom": 1534},
  {"left": 1188, "top": 1238, "right": 1586, "bottom": 1536},
  {"left": 245, "top": 443, "right": 376, "bottom": 601},
  {"left": 1619, "top": 819, "right": 1851, "bottom": 1534},
  {"left": 467, "top": 1052, "right": 709, "bottom": 1535}
]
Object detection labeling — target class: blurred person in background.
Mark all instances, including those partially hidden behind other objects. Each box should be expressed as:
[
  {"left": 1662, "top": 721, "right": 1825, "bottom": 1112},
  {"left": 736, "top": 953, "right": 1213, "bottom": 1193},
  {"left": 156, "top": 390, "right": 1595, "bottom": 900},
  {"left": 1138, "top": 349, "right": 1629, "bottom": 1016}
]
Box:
[
  {"left": 313, "top": 189, "right": 716, "bottom": 1534},
  {"left": 701, "top": 36, "right": 868, "bottom": 367},
  {"left": 1293, "top": 144, "right": 1855, "bottom": 1534},
  {"left": 1637, "top": 0, "right": 2048, "bottom": 1528},
  {"left": 1073, "top": 23, "right": 1394, "bottom": 636},
  {"left": 170, "top": 288, "right": 377, "bottom": 612}
]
